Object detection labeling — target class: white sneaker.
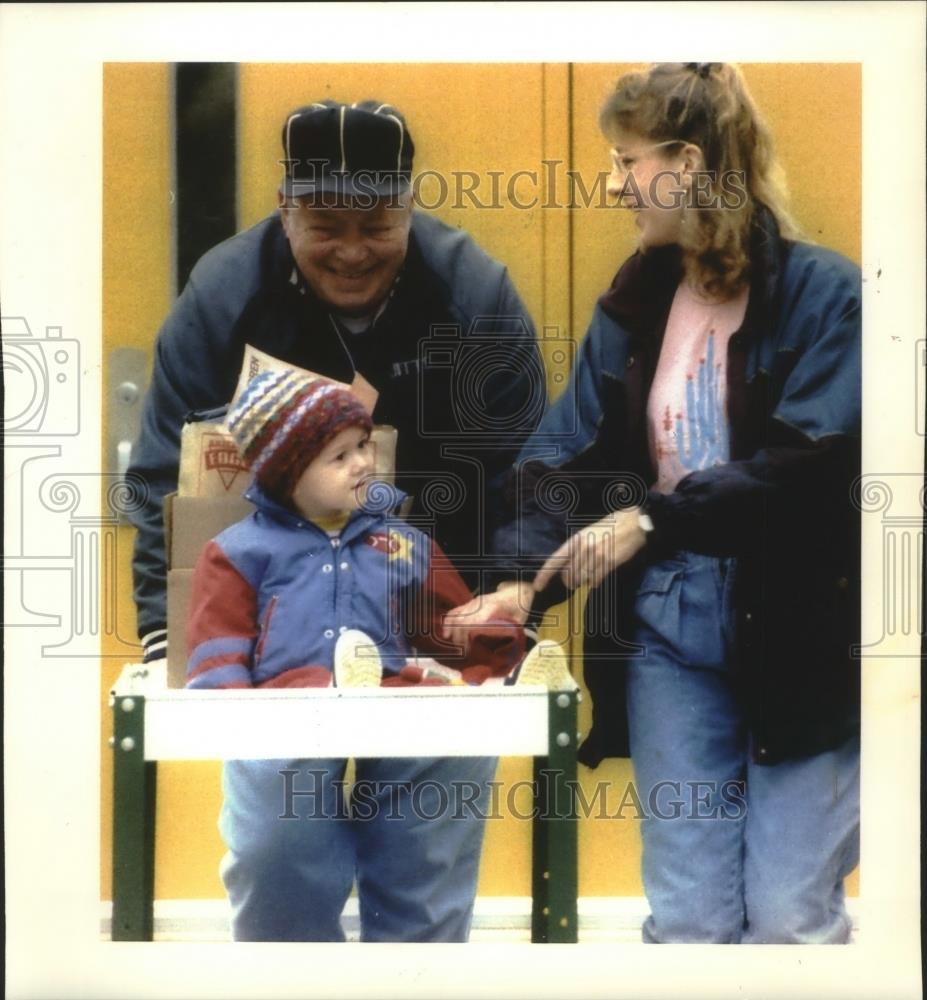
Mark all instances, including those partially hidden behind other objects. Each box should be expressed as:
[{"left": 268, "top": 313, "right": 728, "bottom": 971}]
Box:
[
  {"left": 515, "top": 640, "right": 579, "bottom": 691},
  {"left": 333, "top": 630, "right": 383, "bottom": 688}
]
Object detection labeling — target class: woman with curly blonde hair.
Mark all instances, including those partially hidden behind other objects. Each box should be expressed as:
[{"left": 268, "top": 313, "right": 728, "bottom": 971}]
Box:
[{"left": 451, "top": 63, "right": 861, "bottom": 944}]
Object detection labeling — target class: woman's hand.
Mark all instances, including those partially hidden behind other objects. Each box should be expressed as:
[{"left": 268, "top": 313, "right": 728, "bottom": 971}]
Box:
[
  {"left": 442, "top": 581, "right": 534, "bottom": 651},
  {"left": 533, "top": 509, "right": 647, "bottom": 593}
]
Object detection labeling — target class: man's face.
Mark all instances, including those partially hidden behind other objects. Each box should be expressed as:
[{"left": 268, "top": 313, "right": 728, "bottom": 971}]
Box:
[{"left": 279, "top": 194, "right": 413, "bottom": 317}]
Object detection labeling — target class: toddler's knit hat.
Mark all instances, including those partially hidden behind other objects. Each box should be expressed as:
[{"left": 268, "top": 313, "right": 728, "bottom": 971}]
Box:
[{"left": 227, "top": 370, "right": 373, "bottom": 500}]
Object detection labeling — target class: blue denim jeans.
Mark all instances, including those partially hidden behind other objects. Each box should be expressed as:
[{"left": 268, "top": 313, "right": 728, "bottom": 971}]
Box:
[
  {"left": 627, "top": 551, "right": 860, "bottom": 943},
  {"left": 219, "top": 755, "right": 497, "bottom": 941}
]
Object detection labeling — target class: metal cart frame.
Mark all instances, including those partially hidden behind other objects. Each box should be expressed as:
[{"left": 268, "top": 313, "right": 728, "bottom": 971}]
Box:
[{"left": 110, "top": 663, "right": 578, "bottom": 943}]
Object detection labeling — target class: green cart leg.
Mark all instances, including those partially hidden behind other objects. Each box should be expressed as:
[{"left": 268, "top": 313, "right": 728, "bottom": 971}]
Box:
[
  {"left": 531, "top": 690, "right": 578, "bottom": 943},
  {"left": 111, "top": 694, "right": 156, "bottom": 941}
]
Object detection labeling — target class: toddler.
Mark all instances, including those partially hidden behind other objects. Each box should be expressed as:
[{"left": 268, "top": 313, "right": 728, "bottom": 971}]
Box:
[
  {"left": 186, "top": 369, "right": 528, "bottom": 689},
  {"left": 183, "top": 370, "right": 571, "bottom": 942}
]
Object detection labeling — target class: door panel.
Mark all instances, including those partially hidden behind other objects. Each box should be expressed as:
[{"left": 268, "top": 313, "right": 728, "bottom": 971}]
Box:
[{"left": 101, "top": 60, "right": 860, "bottom": 910}]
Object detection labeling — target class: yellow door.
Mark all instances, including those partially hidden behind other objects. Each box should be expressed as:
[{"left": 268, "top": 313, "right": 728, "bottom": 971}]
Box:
[{"left": 102, "top": 61, "right": 860, "bottom": 909}]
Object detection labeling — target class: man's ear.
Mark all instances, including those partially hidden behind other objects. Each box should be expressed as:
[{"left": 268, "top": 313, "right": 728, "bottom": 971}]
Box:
[{"left": 278, "top": 191, "right": 295, "bottom": 235}]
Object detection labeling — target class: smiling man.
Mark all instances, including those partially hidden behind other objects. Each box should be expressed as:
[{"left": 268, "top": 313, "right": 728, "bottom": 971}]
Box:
[
  {"left": 129, "top": 99, "right": 541, "bottom": 662},
  {"left": 277, "top": 101, "right": 415, "bottom": 318},
  {"left": 280, "top": 193, "right": 411, "bottom": 316},
  {"left": 125, "top": 99, "right": 542, "bottom": 943}
]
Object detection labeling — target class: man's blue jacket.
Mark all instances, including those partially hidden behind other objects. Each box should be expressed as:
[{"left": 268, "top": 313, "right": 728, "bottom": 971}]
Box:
[{"left": 128, "top": 211, "right": 543, "bottom": 645}]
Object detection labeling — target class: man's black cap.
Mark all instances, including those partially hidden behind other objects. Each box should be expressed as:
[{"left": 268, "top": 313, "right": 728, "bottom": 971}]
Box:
[{"left": 280, "top": 99, "right": 415, "bottom": 199}]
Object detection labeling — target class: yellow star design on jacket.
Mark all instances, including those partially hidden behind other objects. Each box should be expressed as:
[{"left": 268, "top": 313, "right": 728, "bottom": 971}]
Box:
[{"left": 387, "top": 529, "right": 414, "bottom": 563}]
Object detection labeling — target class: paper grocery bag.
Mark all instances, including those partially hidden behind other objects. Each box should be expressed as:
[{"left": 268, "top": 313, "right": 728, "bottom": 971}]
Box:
[
  {"left": 231, "top": 343, "right": 379, "bottom": 415},
  {"left": 177, "top": 346, "right": 396, "bottom": 497},
  {"left": 177, "top": 418, "right": 397, "bottom": 495},
  {"left": 177, "top": 421, "right": 249, "bottom": 497}
]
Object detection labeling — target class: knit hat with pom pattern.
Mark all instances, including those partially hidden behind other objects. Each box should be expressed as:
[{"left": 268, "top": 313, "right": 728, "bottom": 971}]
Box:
[{"left": 227, "top": 370, "right": 372, "bottom": 500}]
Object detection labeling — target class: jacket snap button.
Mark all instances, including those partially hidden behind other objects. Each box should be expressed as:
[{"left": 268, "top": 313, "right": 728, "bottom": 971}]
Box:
[
  {"left": 340, "top": 561, "right": 349, "bottom": 571},
  {"left": 322, "top": 564, "right": 333, "bottom": 573},
  {"left": 626, "top": 355, "right": 636, "bottom": 369},
  {"left": 745, "top": 612, "right": 753, "bottom": 622},
  {"left": 758, "top": 747, "right": 768, "bottom": 758},
  {"left": 324, "top": 629, "right": 335, "bottom": 639},
  {"left": 836, "top": 577, "right": 849, "bottom": 590},
  {"left": 339, "top": 626, "right": 347, "bottom": 634}
]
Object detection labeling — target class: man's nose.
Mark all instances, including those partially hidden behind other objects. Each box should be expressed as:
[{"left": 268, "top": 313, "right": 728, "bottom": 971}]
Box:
[{"left": 334, "top": 234, "right": 370, "bottom": 265}]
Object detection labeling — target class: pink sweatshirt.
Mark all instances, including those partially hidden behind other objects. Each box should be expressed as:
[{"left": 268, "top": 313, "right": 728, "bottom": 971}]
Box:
[{"left": 647, "top": 281, "right": 748, "bottom": 493}]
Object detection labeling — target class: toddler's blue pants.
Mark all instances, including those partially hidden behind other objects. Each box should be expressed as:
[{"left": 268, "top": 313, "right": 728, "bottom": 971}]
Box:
[{"left": 219, "top": 755, "right": 497, "bottom": 941}]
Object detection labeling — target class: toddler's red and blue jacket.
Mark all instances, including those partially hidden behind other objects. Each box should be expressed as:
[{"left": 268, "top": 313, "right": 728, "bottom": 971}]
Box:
[{"left": 186, "top": 482, "right": 524, "bottom": 689}]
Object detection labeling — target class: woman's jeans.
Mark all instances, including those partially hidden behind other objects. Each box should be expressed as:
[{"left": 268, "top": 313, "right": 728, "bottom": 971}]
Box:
[
  {"left": 627, "top": 551, "right": 860, "bottom": 943},
  {"left": 219, "top": 755, "right": 497, "bottom": 942}
]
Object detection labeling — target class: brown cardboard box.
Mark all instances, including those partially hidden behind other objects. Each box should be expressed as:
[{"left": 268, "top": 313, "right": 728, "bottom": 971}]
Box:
[
  {"left": 167, "top": 494, "right": 255, "bottom": 569},
  {"left": 164, "top": 493, "right": 255, "bottom": 687},
  {"left": 167, "top": 568, "right": 194, "bottom": 689},
  {"left": 369, "top": 425, "right": 397, "bottom": 485}
]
